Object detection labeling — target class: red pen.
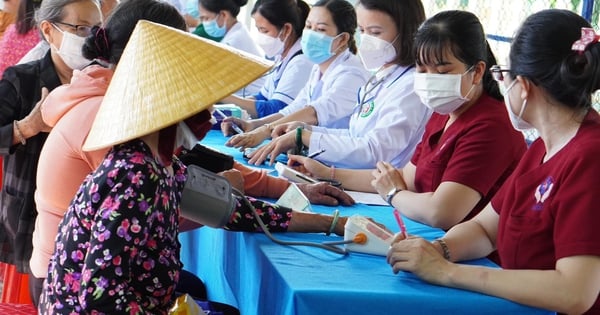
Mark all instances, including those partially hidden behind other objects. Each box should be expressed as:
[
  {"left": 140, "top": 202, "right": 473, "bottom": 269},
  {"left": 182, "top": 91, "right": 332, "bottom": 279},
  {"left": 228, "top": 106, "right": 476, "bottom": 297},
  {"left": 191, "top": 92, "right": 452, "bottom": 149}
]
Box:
[{"left": 393, "top": 209, "right": 407, "bottom": 239}]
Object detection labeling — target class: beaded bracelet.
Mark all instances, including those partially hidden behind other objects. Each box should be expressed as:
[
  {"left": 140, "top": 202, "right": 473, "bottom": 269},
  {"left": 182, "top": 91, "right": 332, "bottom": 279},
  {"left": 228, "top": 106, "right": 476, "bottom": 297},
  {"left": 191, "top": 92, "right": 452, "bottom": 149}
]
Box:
[
  {"left": 330, "top": 165, "right": 335, "bottom": 180},
  {"left": 434, "top": 238, "right": 451, "bottom": 260},
  {"left": 13, "top": 120, "right": 26, "bottom": 145},
  {"left": 326, "top": 209, "right": 340, "bottom": 236}
]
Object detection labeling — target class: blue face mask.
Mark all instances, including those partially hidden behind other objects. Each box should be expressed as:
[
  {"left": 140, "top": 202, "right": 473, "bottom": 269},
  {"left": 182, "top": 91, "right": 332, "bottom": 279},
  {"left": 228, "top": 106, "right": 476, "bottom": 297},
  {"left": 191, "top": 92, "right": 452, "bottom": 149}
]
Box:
[
  {"left": 301, "top": 29, "right": 340, "bottom": 64},
  {"left": 203, "top": 16, "right": 227, "bottom": 38}
]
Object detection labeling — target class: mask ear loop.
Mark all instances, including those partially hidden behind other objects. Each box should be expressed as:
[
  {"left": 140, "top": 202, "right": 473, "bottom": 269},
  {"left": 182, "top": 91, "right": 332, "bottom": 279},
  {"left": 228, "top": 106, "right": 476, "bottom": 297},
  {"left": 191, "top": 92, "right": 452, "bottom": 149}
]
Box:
[{"left": 330, "top": 32, "right": 346, "bottom": 55}]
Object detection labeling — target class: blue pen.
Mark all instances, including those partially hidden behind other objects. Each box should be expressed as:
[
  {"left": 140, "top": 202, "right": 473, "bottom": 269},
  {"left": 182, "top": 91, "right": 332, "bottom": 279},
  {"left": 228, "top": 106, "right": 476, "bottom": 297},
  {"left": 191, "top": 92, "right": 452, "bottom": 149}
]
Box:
[{"left": 214, "top": 108, "right": 244, "bottom": 134}]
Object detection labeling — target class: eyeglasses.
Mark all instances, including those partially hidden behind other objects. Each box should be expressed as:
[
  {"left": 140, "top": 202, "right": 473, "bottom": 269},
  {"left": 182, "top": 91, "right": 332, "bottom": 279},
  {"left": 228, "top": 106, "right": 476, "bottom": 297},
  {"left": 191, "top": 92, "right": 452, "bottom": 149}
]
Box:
[
  {"left": 489, "top": 65, "right": 511, "bottom": 82},
  {"left": 53, "top": 21, "right": 94, "bottom": 37}
]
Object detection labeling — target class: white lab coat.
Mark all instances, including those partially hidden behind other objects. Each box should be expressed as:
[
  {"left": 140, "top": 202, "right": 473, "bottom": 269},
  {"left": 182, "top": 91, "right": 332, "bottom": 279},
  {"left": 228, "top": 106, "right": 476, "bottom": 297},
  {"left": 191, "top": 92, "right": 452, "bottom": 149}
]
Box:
[
  {"left": 308, "top": 65, "right": 432, "bottom": 169},
  {"left": 223, "top": 22, "right": 267, "bottom": 97},
  {"left": 259, "top": 39, "right": 313, "bottom": 105},
  {"left": 279, "top": 49, "right": 370, "bottom": 129}
]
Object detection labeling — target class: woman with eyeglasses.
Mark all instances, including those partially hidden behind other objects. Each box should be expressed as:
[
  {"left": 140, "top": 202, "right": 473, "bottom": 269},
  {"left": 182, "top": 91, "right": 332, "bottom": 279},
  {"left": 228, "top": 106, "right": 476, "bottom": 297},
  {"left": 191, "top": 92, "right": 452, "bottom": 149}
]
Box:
[
  {"left": 246, "top": 0, "right": 431, "bottom": 170},
  {"left": 220, "top": 0, "right": 369, "bottom": 148},
  {"left": 196, "top": 0, "right": 265, "bottom": 96},
  {"left": 219, "top": 0, "right": 313, "bottom": 118},
  {"left": 288, "top": 10, "right": 527, "bottom": 230},
  {"left": 0, "top": 0, "right": 101, "bottom": 305},
  {"left": 387, "top": 9, "right": 600, "bottom": 314}
]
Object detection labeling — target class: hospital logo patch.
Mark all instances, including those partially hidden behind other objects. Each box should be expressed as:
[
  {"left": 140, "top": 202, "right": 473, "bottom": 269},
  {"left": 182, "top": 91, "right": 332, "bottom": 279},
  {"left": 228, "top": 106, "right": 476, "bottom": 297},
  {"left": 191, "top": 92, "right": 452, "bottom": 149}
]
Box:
[
  {"left": 359, "top": 101, "right": 375, "bottom": 118},
  {"left": 533, "top": 176, "right": 554, "bottom": 211}
]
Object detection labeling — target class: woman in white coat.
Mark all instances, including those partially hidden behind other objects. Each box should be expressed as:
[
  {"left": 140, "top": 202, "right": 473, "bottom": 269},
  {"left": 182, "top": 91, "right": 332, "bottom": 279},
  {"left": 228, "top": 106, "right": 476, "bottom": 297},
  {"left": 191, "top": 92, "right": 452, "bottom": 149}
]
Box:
[
  {"left": 248, "top": 0, "right": 431, "bottom": 169},
  {"left": 221, "top": 0, "right": 370, "bottom": 149},
  {"left": 198, "top": 0, "right": 265, "bottom": 96},
  {"left": 220, "top": 0, "right": 313, "bottom": 119}
]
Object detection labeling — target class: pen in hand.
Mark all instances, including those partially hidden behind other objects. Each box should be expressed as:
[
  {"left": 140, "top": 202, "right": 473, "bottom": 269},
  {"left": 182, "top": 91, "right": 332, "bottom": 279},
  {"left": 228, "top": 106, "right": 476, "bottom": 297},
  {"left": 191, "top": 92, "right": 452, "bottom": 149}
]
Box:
[
  {"left": 393, "top": 209, "right": 408, "bottom": 239},
  {"left": 307, "top": 149, "right": 326, "bottom": 159},
  {"left": 290, "top": 149, "right": 326, "bottom": 167},
  {"left": 214, "top": 108, "right": 244, "bottom": 134}
]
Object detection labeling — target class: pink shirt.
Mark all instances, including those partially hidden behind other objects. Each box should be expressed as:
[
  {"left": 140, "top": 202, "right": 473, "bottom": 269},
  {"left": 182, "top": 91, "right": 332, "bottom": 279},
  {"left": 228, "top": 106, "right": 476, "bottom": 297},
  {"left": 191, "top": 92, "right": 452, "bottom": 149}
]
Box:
[
  {"left": 0, "top": 24, "right": 39, "bottom": 75},
  {"left": 32, "top": 66, "right": 113, "bottom": 277}
]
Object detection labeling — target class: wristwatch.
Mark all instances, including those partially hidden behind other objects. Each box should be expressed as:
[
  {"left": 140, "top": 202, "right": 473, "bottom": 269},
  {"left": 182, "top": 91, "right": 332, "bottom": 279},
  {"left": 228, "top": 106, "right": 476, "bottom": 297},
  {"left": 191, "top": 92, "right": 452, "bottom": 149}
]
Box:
[{"left": 386, "top": 187, "right": 401, "bottom": 205}]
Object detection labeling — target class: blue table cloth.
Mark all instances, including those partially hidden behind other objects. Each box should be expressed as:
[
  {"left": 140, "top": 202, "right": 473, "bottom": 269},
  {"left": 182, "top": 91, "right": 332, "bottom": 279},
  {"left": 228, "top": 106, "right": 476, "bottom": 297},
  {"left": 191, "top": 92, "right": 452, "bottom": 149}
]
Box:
[{"left": 179, "top": 131, "right": 554, "bottom": 315}]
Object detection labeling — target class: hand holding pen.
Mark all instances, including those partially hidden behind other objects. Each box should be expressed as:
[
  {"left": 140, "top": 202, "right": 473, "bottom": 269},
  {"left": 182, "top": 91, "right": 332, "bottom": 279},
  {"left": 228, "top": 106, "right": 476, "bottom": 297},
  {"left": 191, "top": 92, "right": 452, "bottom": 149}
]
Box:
[{"left": 214, "top": 108, "right": 245, "bottom": 135}]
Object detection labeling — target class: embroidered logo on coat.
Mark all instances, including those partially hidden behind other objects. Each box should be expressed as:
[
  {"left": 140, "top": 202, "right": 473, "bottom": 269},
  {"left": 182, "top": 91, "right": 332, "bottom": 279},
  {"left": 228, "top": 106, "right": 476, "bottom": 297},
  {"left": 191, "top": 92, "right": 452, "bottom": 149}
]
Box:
[
  {"left": 533, "top": 176, "right": 554, "bottom": 210},
  {"left": 359, "top": 101, "right": 375, "bottom": 118}
]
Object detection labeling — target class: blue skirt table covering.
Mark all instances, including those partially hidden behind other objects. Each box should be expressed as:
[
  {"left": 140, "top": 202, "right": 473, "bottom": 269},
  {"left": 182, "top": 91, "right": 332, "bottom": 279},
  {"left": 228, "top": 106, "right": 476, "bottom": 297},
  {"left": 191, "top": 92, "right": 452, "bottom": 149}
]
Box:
[{"left": 179, "top": 131, "right": 555, "bottom": 315}]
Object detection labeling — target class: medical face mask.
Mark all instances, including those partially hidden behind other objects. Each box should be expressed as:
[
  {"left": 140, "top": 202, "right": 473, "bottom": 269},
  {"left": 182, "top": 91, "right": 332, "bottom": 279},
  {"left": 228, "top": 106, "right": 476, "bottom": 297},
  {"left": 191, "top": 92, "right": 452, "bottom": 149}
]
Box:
[
  {"left": 413, "top": 71, "right": 476, "bottom": 115},
  {"left": 255, "top": 30, "right": 285, "bottom": 58},
  {"left": 203, "top": 16, "right": 227, "bottom": 38},
  {"left": 503, "top": 80, "right": 534, "bottom": 130},
  {"left": 358, "top": 34, "right": 397, "bottom": 71},
  {"left": 301, "top": 29, "right": 339, "bottom": 64},
  {"left": 51, "top": 24, "right": 92, "bottom": 70}
]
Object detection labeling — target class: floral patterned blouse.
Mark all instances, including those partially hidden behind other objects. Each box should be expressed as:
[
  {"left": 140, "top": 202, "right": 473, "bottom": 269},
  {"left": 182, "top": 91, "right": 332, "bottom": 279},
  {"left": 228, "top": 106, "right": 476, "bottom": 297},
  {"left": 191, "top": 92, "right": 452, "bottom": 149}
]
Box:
[
  {"left": 38, "top": 139, "right": 294, "bottom": 314},
  {"left": 0, "top": 24, "right": 40, "bottom": 75},
  {"left": 39, "top": 140, "right": 185, "bottom": 314}
]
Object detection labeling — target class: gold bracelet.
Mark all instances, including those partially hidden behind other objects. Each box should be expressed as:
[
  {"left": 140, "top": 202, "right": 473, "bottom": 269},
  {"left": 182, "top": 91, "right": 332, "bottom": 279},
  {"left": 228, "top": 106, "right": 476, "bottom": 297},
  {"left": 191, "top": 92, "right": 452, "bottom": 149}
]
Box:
[
  {"left": 13, "top": 120, "right": 26, "bottom": 145},
  {"left": 434, "top": 238, "right": 451, "bottom": 260}
]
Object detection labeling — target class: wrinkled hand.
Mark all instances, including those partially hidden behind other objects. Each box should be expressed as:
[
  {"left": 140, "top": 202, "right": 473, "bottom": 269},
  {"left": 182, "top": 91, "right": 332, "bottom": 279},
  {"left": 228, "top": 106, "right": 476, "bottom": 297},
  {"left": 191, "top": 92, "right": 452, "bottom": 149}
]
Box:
[
  {"left": 386, "top": 237, "right": 450, "bottom": 284},
  {"left": 23, "top": 87, "right": 51, "bottom": 134},
  {"left": 371, "top": 161, "right": 406, "bottom": 200},
  {"left": 272, "top": 121, "right": 306, "bottom": 138},
  {"left": 225, "top": 125, "right": 270, "bottom": 149},
  {"left": 218, "top": 169, "right": 245, "bottom": 193},
  {"left": 247, "top": 131, "right": 296, "bottom": 165},
  {"left": 296, "top": 182, "right": 354, "bottom": 206},
  {"left": 221, "top": 116, "right": 254, "bottom": 137},
  {"left": 287, "top": 154, "right": 330, "bottom": 179}
]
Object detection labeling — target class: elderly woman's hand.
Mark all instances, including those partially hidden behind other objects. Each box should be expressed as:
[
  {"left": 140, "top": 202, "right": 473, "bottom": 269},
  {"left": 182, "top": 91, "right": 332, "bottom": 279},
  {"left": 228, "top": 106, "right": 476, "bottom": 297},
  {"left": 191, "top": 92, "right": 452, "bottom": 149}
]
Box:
[
  {"left": 296, "top": 182, "right": 355, "bottom": 206},
  {"left": 20, "top": 87, "right": 51, "bottom": 137}
]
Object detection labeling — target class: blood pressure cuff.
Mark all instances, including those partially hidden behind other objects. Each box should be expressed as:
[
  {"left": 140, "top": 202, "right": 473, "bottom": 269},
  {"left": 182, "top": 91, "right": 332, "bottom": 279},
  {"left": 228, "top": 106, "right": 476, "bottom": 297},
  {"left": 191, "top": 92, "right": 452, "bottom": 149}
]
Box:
[{"left": 178, "top": 143, "right": 234, "bottom": 173}]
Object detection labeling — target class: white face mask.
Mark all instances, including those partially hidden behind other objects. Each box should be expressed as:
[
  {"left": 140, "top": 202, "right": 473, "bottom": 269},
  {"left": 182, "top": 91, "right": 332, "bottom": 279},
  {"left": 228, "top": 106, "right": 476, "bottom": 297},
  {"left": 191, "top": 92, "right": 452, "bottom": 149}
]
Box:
[
  {"left": 413, "top": 70, "right": 475, "bottom": 115},
  {"left": 255, "top": 30, "right": 285, "bottom": 58},
  {"left": 358, "top": 34, "right": 397, "bottom": 71},
  {"left": 51, "top": 24, "right": 92, "bottom": 70},
  {"left": 503, "top": 80, "right": 534, "bottom": 130},
  {"left": 176, "top": 122, "right": 198, "bottom": 150}
]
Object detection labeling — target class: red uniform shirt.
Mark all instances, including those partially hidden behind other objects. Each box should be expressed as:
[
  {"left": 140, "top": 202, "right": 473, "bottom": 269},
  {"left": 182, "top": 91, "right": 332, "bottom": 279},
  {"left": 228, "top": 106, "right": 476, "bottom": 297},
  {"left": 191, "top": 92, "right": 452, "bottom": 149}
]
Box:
[
  {"left": 410, "top": 93, "right": 527, "bottom": 221},
  {"left": 492, "top": 110, "right": 600, "bottom": 314}
]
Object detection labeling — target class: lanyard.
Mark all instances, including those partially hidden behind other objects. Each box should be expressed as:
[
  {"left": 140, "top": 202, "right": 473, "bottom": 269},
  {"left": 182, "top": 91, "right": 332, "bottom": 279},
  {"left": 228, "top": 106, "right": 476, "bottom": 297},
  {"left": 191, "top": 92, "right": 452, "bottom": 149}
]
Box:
[{"left": 356, "top": 65, "right": 413, "bottom": 112}]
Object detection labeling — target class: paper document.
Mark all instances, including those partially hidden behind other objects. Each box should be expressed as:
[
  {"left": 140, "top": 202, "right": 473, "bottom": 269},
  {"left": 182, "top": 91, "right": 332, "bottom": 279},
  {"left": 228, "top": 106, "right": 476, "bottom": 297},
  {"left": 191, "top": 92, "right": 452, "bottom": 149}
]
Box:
[{"left": 346, "top": 191, "right": 389, "bottom": 206}]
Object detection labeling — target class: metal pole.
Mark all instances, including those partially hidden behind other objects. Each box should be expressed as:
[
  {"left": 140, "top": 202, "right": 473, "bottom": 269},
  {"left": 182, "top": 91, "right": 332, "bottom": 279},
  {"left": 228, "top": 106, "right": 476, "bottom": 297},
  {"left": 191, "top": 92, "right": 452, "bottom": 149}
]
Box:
[{"left": 581, "top": 0, "right": 594, "bottom": 22}]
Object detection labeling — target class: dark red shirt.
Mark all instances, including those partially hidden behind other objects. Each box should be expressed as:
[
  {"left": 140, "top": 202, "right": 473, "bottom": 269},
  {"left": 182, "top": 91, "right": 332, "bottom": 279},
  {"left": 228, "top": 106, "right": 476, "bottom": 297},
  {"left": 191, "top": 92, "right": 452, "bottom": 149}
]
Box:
[
  {"left": 493, "top": 110, "right": 600, "bottom": 314},
  {"left": 411, "top": 93, "right": 526, "bottom": 222}
]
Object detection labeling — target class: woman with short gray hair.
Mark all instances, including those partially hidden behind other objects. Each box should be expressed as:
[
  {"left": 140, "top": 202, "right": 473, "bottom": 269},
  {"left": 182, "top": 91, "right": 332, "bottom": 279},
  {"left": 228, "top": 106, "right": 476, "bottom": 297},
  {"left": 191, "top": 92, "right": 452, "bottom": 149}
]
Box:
[{"left": 0, "top": 0, "right": 101, "bottom": 306}]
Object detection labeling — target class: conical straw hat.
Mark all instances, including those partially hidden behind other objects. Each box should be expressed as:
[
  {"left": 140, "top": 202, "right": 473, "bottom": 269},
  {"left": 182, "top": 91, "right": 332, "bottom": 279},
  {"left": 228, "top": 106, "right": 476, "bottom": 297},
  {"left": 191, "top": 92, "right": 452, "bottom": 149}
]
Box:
[{"left": 83, "top": 20, "right": 272, "bottom": 151}]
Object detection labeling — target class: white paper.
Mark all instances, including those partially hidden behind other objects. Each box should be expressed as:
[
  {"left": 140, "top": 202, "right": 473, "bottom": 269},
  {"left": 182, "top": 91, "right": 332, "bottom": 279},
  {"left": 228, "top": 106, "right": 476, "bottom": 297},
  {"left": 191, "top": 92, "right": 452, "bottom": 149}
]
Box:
[{"left": 346, "top": 191, "right": 389, "bottom": 206}]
